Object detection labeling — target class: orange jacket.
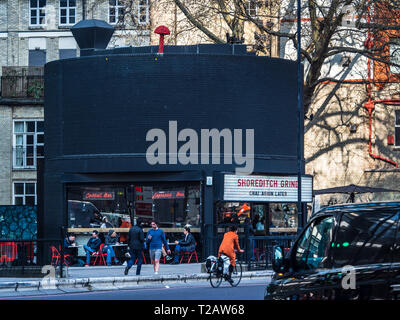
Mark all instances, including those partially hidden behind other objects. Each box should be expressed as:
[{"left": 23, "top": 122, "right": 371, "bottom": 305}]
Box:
[
  {"left": 218, "top": 231, "right": 241, "bottom": 258},
  {"left": 119, "top": 220, "right": 132, "bottom": 242}
]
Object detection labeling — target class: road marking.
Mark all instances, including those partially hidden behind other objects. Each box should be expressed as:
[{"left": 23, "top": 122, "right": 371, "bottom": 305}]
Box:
[{"left": 0, "top": 281, "right": 269, "bottom": 300}]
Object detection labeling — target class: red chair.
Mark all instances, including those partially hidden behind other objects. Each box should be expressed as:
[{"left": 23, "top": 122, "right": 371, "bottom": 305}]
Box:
[
  {"left": 179, "top": 245, "right": 199, "bottom": 264},
  {"left": 51, "top": 245, "right": 71, "bottom": 266},
  {"left": 51, "top": 246, "right": 61, "bottom": 266},
  {"left": 92, "top": 244, "right": 107, "bottom": 265},
  {"left": 134, "top": 251, "right": 147, "bottom": 265},
  {"left": 0, "top": 242, "right": 15, "bottom": 263}
]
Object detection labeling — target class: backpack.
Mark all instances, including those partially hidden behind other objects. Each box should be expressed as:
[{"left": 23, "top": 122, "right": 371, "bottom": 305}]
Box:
[{"left": 205, "top": 255, "right": 217, "bottom": 273}]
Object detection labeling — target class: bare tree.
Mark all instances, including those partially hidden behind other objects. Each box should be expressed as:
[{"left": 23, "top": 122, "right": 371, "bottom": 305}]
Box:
[{"left": 148, "top": 0, "right": 400, "bottom": 126}]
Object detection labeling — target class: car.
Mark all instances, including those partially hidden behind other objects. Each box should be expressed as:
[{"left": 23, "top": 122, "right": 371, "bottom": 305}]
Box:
[{"left": 265, "top": 201, "right": 400, "bottom": 300}]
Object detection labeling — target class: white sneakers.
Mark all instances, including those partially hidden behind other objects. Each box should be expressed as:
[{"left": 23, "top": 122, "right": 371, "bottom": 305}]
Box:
[{"left": 154, "top": 271, "right": 158, "bottom": 275}]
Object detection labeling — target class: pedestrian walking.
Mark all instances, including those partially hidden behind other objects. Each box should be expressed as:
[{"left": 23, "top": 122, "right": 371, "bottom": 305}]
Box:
[
  {"left": 125, "top": 218, "right": 145, "bottom": 275},
  {"left": 146, "top": 220, "right": 170, "bottom": 275}
]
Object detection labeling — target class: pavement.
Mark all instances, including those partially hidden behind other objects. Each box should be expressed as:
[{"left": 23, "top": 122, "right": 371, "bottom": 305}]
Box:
[{"left": 0, "top": 262, "right": 273, "bottom": 297}]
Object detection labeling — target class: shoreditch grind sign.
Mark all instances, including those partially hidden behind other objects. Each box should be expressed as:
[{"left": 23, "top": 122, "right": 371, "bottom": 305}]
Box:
[{"left": 223, "top": 174, "right": 313, "bottom": 202}]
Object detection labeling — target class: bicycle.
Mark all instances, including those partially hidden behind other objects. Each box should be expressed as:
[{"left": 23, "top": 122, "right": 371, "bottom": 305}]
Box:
[{"left": 207, "top": 253, "right": 243, "bottom": 288}]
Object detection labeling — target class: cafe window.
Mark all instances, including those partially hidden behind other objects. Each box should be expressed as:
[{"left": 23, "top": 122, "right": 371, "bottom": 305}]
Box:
[
  {"left": 216, "top": 202, "right": 251, "bottom": 225},
  {"left": 67, "top": 183, "right": 201, "bottom": 229},
  {"left": 269, "top": 203, "right": 298, "bottom": 231}
]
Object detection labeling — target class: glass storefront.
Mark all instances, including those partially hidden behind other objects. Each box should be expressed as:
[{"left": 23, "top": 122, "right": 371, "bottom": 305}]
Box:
[
  {"left": 216, "top": 201, "right": 298, "bottom": 234},
  {"left": 67, "top": 183, "right": 201, "bottom": 230}
]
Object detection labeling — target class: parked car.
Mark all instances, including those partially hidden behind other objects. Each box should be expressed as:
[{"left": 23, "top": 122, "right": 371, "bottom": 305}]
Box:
[
  {"left": 265, "top": 201, "right": 400, "bottom": 300},
  {"left": 68, "top": 200, "right": 101, "bottom": 228}
]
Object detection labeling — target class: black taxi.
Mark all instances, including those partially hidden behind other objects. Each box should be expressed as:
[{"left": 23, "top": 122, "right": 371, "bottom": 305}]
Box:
[{"left": 265, "top": 201, "right": 400, "bottom": 300}]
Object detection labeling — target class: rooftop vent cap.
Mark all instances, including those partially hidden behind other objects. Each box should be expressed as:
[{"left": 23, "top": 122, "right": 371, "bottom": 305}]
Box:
[
  {"left": 154, "top": 25, "right": 170, "bottom": 54},
  {"left": 71, "top": 19, "right": 114, "bottom": 50}
]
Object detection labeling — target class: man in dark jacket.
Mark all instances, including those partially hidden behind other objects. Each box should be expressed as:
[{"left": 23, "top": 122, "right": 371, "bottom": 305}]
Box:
[
  {"left": 103, "top": 230, "right": 120, "bottom": 266},
  {"left": 83, "top": 230, "right": 101, "bottom": 266},
  {"left": 172, "top": 226, "right": 196, "bottom": 264},
  {"left": 125, "top": 218, "right": 145, "bottom": 275},
  {"left": 64, "top": 233, "right": 78, "bottom": 265}
]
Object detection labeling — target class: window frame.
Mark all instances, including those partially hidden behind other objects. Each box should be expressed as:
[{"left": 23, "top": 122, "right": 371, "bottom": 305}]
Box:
[
  {"left": 138, "top": 0, "right": 150, "bottom": 25},
  {"left": 331, "top": 209, "right": 399, "bottom": 267},
  {"left": 13, "top": 181, "right": 37, "bottom": 206},
  {"left": 291, "top": 214, "right": 336, "bottom": 272},
  {"left": 29, "top": 0, "right": 46, "bottom": 27},
  {"left": 13, "top": 119, "right": 44, "bottom": 169},
  {"left": 59, "top": 0, "right": 77, "bottom": 26},
  {"left": 246, "top": 0, "right": 259, "bottom": 18},
  {"left": 108, "top": 0, "right": 125, "bottom": 25},
  {"left": 389, "top": 38, "right": 400, "bottom": 75},
  {"left": 395, "top": 110, "right": 400, "bottom": 147}
]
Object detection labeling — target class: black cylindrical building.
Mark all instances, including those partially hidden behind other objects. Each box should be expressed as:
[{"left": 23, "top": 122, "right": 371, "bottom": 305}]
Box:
[{"left": 43, "top": 23, "right": 312, "bottom": 260}]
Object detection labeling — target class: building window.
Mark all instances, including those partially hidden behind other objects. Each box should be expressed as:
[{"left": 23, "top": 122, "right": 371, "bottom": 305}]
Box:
[
  {"left": 59, "top": 0, "right": 76, "bottom": 26},
  {"left": 395, "top": 110, "right": 400, "bottom": 146},
  {"left": 13, "top": 120, "right": 44, "bottom": 169},
  {"left": 13, "top": 182, "right": 37, "bottom": 205},
  {"left": 28, "top": 49, "right": 46, "bottom": 66},
  {"left": 109, "top": 0, "right": 125, "bottom": 24},
  {"left": 59, "top": 48, "right": 77, "bottom": 59},
  {"left": 390, "top": 39, "right": 400, "bottom": 74},
  {"left": 246, "top": 0, "right": 259, "bottom": 17},
  {"left": 138, "top": 0, "right": 149, "bottom": 25},
  {"left": 30, "top": 0, "right": 46, "bottom": 26}
]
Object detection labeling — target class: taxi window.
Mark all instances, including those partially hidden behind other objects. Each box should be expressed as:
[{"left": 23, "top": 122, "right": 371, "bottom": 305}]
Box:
[
  {"left": 294, "top": 216, "right": 334, "bottom": 271},
  {"left": 332, "top": 210, "right": 398, "bottom": 267}
]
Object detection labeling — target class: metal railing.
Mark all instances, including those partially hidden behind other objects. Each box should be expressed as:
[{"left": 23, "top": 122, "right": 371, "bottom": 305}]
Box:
[
  {"left": 1, "top": 66, "right": 44, "bottom": 98},
  {"left": 212, "top": 224, "right": 297, "bottom": 271},
  {"left": 0, "top": 239, "right": 64, "bottom": 277},
  {"left": 246, "top": 235, "right": 296, "bottom": 270}
]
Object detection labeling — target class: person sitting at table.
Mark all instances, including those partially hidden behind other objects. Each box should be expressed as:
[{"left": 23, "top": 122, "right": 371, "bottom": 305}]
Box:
[
  {"left": 83, "top": 230, "right": 102, "bottom": 267},
  {"left": 103, "top": 229, "right": 120, "bottom": 266},
  {"left": 64, "top": 233, "right": 78, "bottom": 265},
  {"left": 89, "top": 211, "right": 103, "bottom": 227},
  {"left": 171, "top": 226, "right": 196, "bottom": 264},
  {"left": 100, "top": 216, "right": 114, "bottom": 229}
]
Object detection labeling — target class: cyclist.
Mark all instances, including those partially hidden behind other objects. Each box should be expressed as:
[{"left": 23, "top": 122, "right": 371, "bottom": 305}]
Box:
[{"left": 218, "top": 225, "right": 244, "bottom": 283}]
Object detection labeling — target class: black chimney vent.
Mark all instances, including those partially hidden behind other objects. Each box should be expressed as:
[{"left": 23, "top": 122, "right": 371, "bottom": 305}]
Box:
[{"left": 71, "top": 19, "right": 114, "bottom": 55}]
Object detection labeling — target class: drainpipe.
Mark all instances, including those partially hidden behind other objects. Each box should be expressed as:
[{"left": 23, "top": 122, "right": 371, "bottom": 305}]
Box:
[
  {"left": 362, "top": 6, "right": 398, "bottom": 167},
  {"left": 82, "top": 0, "right": 86, "bottom": 20}
]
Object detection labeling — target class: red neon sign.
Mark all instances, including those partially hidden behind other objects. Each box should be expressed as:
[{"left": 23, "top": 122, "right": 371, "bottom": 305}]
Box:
[
  {"left": 83, "top": 192, "right": 115, "bottom": 200},
  {"left": 152, "top": 191, "right": 185, "bottom": 199}
]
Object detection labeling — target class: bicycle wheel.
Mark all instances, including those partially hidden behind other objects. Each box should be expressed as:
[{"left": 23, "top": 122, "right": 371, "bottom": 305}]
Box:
[
  {"left": 209, "top": 272, "right": 223, "bottom": 288},
  {"left": 229, "top": 262, "right": 242, "bottom": 287}
]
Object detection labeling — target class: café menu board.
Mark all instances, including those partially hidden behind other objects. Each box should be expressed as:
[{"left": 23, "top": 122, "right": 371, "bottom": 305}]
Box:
[{"left": 223, "top": 174, "right": 313, "bottom": 202}]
